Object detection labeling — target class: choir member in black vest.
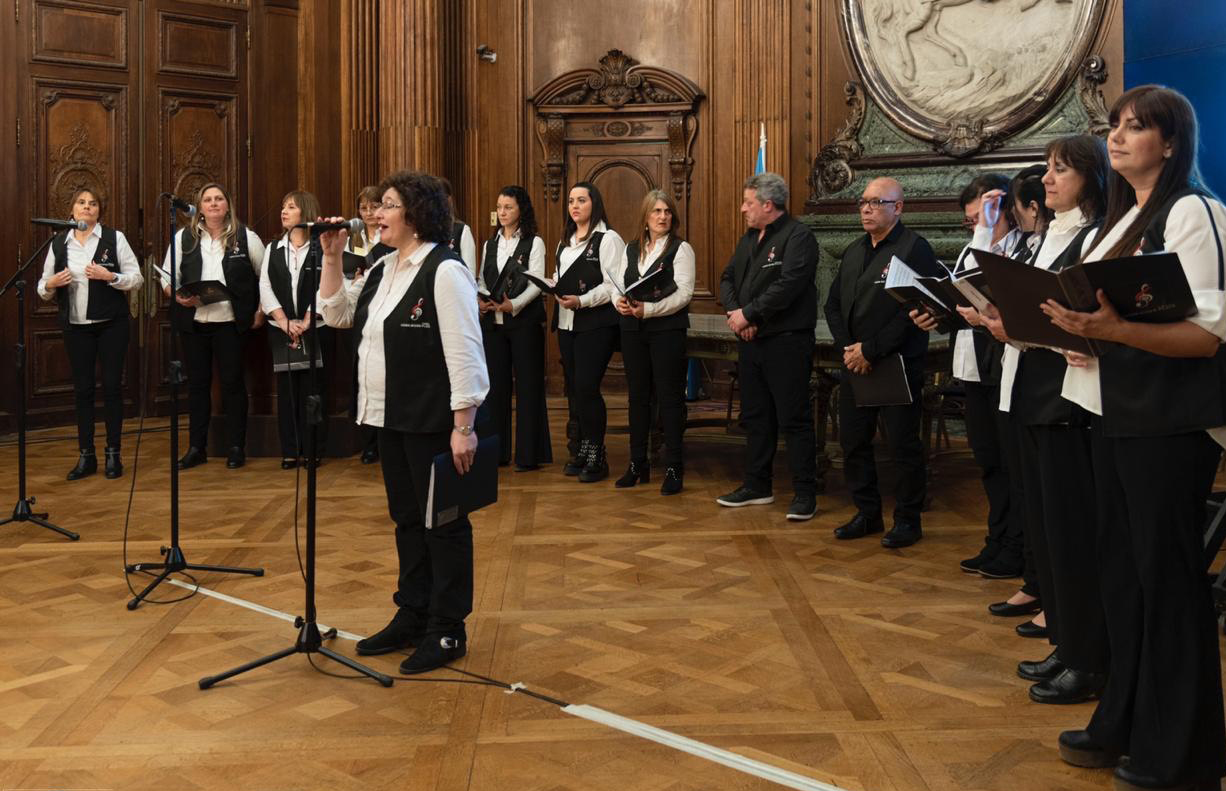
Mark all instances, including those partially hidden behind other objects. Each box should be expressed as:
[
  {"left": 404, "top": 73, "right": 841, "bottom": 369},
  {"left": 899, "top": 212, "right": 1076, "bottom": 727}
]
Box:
[
  {"left": 36, "top": 187, "right": 143, "bottom": 480},
  {"left": 476, "top": 185, "right": 552, "bottom": 470},
  {"left": 439, "top": 177, "right": 477, "bottom": 275},
  {"left": 824, "top": 177, "right": 939, "bottom": 545},
  {"left": 259, "top": 190, "right": 334, "bottom": 469},
  {"left": 347, "top": 185, "right": 394, "bottom": 464},
  {"left": 1043, "top": 86, "right": 1226, "bottom": 790},
  {"left": 554, "top": 181, "right": 626, "bottom": 482},
  {"left": 318, "top": 170, "right": 488, "bottom": 675},
  {"left": 716, "top": 172, "right": 820, "bottom": 520},
  {"left": 612, "top": 189, "right": 694, "bottom": 494}
]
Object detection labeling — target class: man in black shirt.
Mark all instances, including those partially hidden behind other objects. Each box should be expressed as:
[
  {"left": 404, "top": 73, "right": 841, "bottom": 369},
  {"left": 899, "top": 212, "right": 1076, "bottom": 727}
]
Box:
[
  {"left": 716, "top": 172, "right": 820, "bottom": 520},
  {"left": 825, "top": 177, "right": 941, "bottom": 548}
]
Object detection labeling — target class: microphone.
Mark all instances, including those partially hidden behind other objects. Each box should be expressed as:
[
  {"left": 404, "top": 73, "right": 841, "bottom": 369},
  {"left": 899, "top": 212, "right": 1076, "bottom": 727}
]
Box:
[
  {"left": 293, "top": 218, "right": 363, "bottom": 234},
  {"left": 160, "top": 193, "right": 197, "bottom": 216},
  {"left": 32, "top": 218, "right": 88, "bottom": 231}
]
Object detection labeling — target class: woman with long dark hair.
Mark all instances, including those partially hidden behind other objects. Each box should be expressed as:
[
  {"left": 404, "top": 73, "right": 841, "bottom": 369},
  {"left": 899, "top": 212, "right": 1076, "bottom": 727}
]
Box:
[
  {"left": 37, "top": 187, "right": 143, "bottom": 479},
  {"left": 477, "top": 185, "right": 551, "bottom": 470},
  {"left": 1044, "top": 85, "right": 1226, "bottom": 790}
]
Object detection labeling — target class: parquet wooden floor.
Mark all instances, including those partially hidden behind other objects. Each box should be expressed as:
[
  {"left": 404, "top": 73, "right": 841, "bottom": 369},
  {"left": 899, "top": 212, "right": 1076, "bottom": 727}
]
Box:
[{"left": 1, "top": 401, "right": 1223, "bottom": 791}]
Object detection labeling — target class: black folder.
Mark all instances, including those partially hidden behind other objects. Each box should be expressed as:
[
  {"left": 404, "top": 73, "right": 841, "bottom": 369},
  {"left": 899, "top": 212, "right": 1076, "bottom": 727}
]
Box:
[
  {"left": 882, "top": 255, "right": 967, "bottom": 331},
  {"left": 479, "top": 259, "right": 518, "bottom": 302},
  {"left": 521, "top": 271, "right": 562, "bottom": 296},
  {"left": 612, "top": 265, "right": 674, "bottom": 302},
  {"left": 267, "top": 325, "right": 323, "bottom": 373},
  {"left": 179, "top": 279, "right": 234, "bottom": 305},
  {"left": 553, "top": 256, "right": 605, "bottom": 297},
  {"left": 425, "top": 434, "right": 500, "bottom": 528},
  {"left": 846, "top": 353, "right": 912, "bottom": 407}
]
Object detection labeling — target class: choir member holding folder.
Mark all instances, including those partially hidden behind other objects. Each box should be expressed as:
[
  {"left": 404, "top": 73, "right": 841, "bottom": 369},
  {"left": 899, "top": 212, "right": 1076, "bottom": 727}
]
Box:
[
  {"left": 476, "top": 185, "right": 552, "bottom": 471},
  {"left": 37, "top": 187, "right": 143, "bottom": 480},
  {"left": 346, "top": 186, "right": 393, "bottom": 464},
  {"left": 1036, "top": 86, "right": 1226, "bottom": 789},
  {"left": 318, "top": 170, "right": 488, "bottom": 675},
  {"left": 164, "top": 183, "right": 266, "bottom": 470},
  {"left": 611, "top": 189, "right": 694, "bottom": 494}
]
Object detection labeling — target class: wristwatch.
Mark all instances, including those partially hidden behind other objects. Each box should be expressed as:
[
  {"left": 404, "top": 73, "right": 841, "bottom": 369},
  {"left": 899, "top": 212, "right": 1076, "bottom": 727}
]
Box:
[{"left": 453, "top": 424, "right": 474, "bottom": 436}]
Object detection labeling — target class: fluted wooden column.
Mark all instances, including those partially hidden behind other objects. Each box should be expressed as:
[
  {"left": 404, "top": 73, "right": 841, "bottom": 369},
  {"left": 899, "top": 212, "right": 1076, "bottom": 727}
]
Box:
[
  {"left": 734, "top": 0, "right": 791, "bottom": 183},
  {"left": 341, "top": 0, "right": 380, "bottom": 199},
  {"left": 378, "top": 0, "right": 449, "bottom": 175}
]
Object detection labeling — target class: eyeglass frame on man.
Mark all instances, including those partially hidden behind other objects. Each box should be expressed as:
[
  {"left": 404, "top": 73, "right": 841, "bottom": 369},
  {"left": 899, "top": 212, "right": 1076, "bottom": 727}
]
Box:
[{"left": 857, "top": 197, "right": 901, "bottom": 211}]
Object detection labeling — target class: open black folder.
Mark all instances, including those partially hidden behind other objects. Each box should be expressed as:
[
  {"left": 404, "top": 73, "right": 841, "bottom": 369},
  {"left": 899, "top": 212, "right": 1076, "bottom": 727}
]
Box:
[
  {"left": 425, "top": 434, "right": 500, "bottom": 529},
  {"left": 154, "top": 264, "right": 234, "bottom": 305},
  {"left": 846, "top": 353, "right": 912, "bottom": 407},
  {"left": 882, "top": 256, "right": 968, "bottom": 331},
  {"left": 479, "top": 260, "right": 518, "bottom": 302},
  {"left": 972, "top": 249, "right": 1197, "bottom": 356},
  {"left": 610, "top": 265, "right": 671, "bottom": 302}
]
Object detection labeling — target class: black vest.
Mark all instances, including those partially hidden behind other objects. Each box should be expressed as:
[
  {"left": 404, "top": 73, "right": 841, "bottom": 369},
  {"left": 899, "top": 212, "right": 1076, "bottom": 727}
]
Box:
[
  {"left": 267, "top": 239, "right": 317, "bottom": 321},
  {"left": 552, "top": 231, "right": 618, "bottom": 332},
  {"left": 1011, "top": 223, "right": 1100, "bottom": 426},
  {"left": 352, "top": 245, "right": 457, "bottom": 433},
  {"left": 448, "top": 222, "right": 467, "bottom": 256},
  {"left": 619, "top": 237, "right": 689, "bottom": 332},
  {"left": 838, "top": 223, "right": 928, "bottom": 364},
  {"left": 174, "top": 225, "right": 257, "bottom": 333},
  {"left": 1099, "top": 188, "right": 1226, "bottom": 437},
  {"left": 51, "top": 225, "right": 127, "bottom": 328},
  {"left": 481, "top": 232, "right": 545, "bottom": 330}
]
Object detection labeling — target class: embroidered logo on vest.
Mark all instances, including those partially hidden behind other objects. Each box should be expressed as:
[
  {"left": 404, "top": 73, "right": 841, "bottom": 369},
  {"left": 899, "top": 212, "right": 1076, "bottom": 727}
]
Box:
[
  {"left": 410, "top": 297, "right": 426, "bottom": 321},
  {"left": 99, "top": 247, "right": 111, "bottom": 265},
  {"left": 767, "top": 247, "right": 776, "bottom": 263}
]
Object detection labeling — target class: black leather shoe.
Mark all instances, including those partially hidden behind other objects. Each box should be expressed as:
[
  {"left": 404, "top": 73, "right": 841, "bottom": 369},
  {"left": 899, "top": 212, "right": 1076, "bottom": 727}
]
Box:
[
  {"left": 1030, "top": 668, "right": 1105, "bottom": 704},
  {"left": 786, "top": 494, "right": 817, "bottom": 521},
  {"left": 178, "top": 447, "right": 207, "bottom": 469},
  {"left": 1058, "top": 729, "right": 1121, "bottom": 769},
  {"left": 615, "top": 460, "right": 649, "bottom": 488},
  {"left": 1113, "top": 762, "right": 1218, "bottom": 790},
  {"left": 360, "top": 448, "right": 379, "bottom": 464},
  {"left": 978, "top": 557, "right": 1023, "bottom": 579},
  {"left": 226, "top": 446, "right": 245, "bottom": 469},
  {"left": 514, "top": 463, "right": 540, "bottom": 472},
  {"left": 578, "top": 444, "right": 608, "bottom": 483},
  {"left": 959, "top": 550, "right": 996, "bottom": 574},
  {"left": 660, "top": 466, "right": 683, "bottom": 496},
  {"left": 563, "top": 440, "right": 590, "bottom": 476},
  {"left": 399, "top": 634, "right": 466, "bottom": 675},
  {"left": 716, "top": 486, "right": 774, "bottom": 507},
  {"left": 881, "top": 521, "right": 922, "bottom": 548},
  {"left": 1015, "top": 619, "right": 1049, "bottom": 639},
  {"left": 103, "top": 447, "right": 123, "bottom": 479},
  {"left": 833, "top": 512, "right": 884, "bottom": 540},
  {"left": 67, "top": 449, "right": 97, "bottom": 481},
  {"left": 989, "top": 598, "right": 1042, "bottom": 617},
  {"left": 281, "top": 457, "right": 299, "bottom": 470},
  {"left": 1017, "top": 649, "right": 1064, "bottom": 682},
  {"left": 355, "top": 609, "right": 426, "bottom": 656}
]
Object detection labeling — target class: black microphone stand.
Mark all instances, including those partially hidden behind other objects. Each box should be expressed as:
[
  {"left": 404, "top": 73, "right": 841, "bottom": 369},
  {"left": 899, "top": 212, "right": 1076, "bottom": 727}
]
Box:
[
  {"left": 124, "top": 198, "right": 263, "bottom": 609},
  {"left": 0, "top": 231, "right": 79, "bottom": 540},
  {"left": 199, "top": 230, "right": 392, "bottom": 688}
]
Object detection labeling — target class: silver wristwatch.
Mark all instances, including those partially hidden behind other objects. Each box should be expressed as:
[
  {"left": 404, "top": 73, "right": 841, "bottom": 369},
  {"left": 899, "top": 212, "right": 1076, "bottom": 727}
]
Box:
[{"left": 453, "top": 424, "right": 474, "bottom": 436}]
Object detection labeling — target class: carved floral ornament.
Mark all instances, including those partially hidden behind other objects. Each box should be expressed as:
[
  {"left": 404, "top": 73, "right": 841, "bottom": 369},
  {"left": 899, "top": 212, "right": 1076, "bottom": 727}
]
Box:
[{"left": 49, "top": 123, "right": 109, "bottom": 217}]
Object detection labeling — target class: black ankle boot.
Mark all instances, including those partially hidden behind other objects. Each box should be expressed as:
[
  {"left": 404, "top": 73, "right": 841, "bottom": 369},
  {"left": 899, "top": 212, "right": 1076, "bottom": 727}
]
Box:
[
  {"left": 615, "top": 460, "right": 649, "bottom": 488},
  {"left": 660, "top": 466, "right": 683, "bottom": 495},
  {"left": 67, "top": 449, "right": 97, "bottom": 481},
  {"left": 563, "top": 440, "right": 590, "bottom": 476},
  {"left": 578, "top": 443, "right": 608, "bottom": 483},
  {"left": 104, "top": 447, "right": 123, "bottom": 479}
]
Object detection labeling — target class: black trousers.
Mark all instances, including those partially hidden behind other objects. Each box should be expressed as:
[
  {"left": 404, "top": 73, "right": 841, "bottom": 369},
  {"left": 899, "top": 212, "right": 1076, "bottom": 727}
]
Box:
[
  {"left": 483, "top": 322, "right": 552, "bottom": 467},
  {"left": 1017, "top": 421, "right": 1107, "bottom": 669},
  {"left": 964, "top": 381, "right": 1022, "bottom": 566},
  {"left": 621, "top": 327, "right": 686, "bottom": 467},
  {"left": 739, "top": 331, "right": 817, "bottom": 496},
  {"left": 1086, "top": 423, "right": 1224, "bottom": 783},
  {"left": 64, "top": 318, "right": 129, "bottom": 450},
  {"left": 557, "top": 325, "right": 618, "bottom": 447},
  {"left": 1001, "top": 415, "right": 1040, "bottom": 597},
  {"left": 275, "top": 326, "right": 334, "bottom": 458},
  {"left": 181, "top": 321, "right": 248, "bottom": 451},
  {"left": 838, "top": 364, "right": 925, "bottom": 521},
  {"left": 378, "top": 427, "right": 473, "bottom": 635}
]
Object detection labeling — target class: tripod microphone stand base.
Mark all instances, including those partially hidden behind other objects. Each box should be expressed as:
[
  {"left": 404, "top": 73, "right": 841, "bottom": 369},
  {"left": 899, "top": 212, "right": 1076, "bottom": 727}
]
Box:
[
  {"left": 125, "top": 546, "right": 264, "bottom": 610},
  {"left": 0, "top": 496, "right": 79, "bottom": 541},
  {"left": 198, "top": 618, "right": 394, "bottom": 689}
]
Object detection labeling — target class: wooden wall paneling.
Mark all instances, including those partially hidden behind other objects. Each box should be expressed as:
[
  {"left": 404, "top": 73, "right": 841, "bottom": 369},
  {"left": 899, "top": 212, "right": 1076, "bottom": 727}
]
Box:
[
  {"left": 32, "top": 0, "right": 128, "bottom": 69},
  {"left": 378, "top": 0, "right": 444, "bottom": 175},
  {"left": 297, "top": 0, "right": 341, "bottom": 216},
  {"left": 157, "top": 9, "right": 238, "bottom": 78},
  {"left": 248, "top": 1, "right": 298, "bottom": 241},
  {"left": 0, "top": 0, "right": 16, "bottom": 430},
  {"left": 339, "top": 0, "right": 378, "bottom": 207}
]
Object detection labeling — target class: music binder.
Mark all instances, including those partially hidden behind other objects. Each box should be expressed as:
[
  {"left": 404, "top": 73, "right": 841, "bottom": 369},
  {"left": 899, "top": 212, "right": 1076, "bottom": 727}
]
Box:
[
  {"left": 479, "top": 259, "right": 518, "bottom": 302},
  {"left": 520, "top": 271, "right": 561, "bottom": 296},
  {"left": 154, "top": 264, "right": 234, "bottom": 305},
  {"left": 951, "top": 267, "right": 996, "bottom": 314},
  {"left": 882, "top": 256, "right": 967, "bottom": 330},
  {"left": 846, "top": 353, "right": 913, "bottom": 407},
  {"left": 267, "top": 325, "right": 323, "bottom": 373},
  {"left": 425, "top": 434, "right": 500, "bottom": 529}
]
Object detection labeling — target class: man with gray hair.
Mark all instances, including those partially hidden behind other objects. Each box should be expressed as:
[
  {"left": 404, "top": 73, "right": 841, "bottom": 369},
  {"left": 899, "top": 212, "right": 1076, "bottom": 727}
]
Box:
[{"left": 716, "top": 172, "right": 820, "bottom": 520}]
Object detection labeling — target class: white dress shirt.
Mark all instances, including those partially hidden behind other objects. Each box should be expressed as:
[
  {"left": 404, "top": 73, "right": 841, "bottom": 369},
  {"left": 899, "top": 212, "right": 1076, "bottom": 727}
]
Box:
[
  {"left": 478, "top": 230, "right": 547, "bottom": 326},
  {"left": 163, "top": 227, "right": 266, "bottom": 324},
  {"left": 259, "top": 235, "right": 328, "bottom": 325},
  {"left": 555, "top": 222, "right": 625, "bottom": 332},
  {"left": 37, "top": 224, "right": 143, "bottom": 323},
  {"left": 455, "top": 223, "right": 478, "bottom": 277},
  {"left": 1062, "top": 195, "right": 1226, "bottom": 419},
  {"left": 952, "top": 227, "right": 1024, "bottom": 382},
  {"left": 610, "top": 234, "right": 696, "bottom": 319},
  {"left": 998, "top": 211, "right": 1096, "bottom": 413},
  {"left": 347, "top": 228, "right": 381, "bottom": 256},
  {"left": 319, "top": 242, "right": 489, "bottom": 426}
]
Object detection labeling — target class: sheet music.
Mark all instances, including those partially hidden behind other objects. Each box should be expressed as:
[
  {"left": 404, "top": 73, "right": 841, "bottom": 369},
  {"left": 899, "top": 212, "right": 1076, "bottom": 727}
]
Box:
[{"left": 884, "top": 255, "right": 948, "bottom": 309}]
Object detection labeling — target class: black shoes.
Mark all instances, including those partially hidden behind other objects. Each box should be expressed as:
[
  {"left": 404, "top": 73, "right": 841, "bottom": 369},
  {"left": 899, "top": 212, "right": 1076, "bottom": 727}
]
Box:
[
  {"left": 989, "top": 598, "right": 1042, "bottom": 617},
  {"left": 178, "top": 447, "right": 207, "bottom": 469},
  {"left": 281, "top": 457, "right": 299, "bottom": 470},
  {"left": 1017, "top": 649, "right": 1064, "bottom": 682},
  {"left": 1015, "top": 619, "right": 1049, "bottom": 639},
  {"left": 66, "top": 449, "right": 97, "bottom": 481},
  {"left": 355, "top": 609, "right": 426, "bottom": 656},
  {"left": 399, "top": 634, "right": 467, "bottom": 675},
  {"left": 615, "top": 460, "right": 649, "bottom": 488},
  {"left": 833, "top": 512, "right": 884, "bottom": 539},
  {"left": 360, "top": 448, "right": 379, "bottom": 464},
  {"left": 660, "top": 466, "right": 683, "bottom": 496},
  {"left": 786, "top": 494, "right": 817, "bottom": 521},
  {"left": 1058, "top": 729, "right": 1121, "bottom": 769},
  {"left": 1029, "top": 668, "right": 1105, "bottom": 704},
  {"left": 514, "top": 463, "right": 540, "bottom": 472},
  {"left": 959, "top": 550, "right": 996, "bottom": 573},
  {"left": 104, "top": 447, "right": 123, "bottom": 479},
  {"left": 881, "top": 521, "right": 922, "bottom": 549},
  {"left": 578, "top": 444, "right": 608, "bottom": 483},
  {"left": 1112, "top": 761, "right": 1219, "bottom": 791},
  {"left": 226, "top": 446, "right": 245, "bottom": 469},
  {"left": 978, "top": 557, "right": 1023, "bottom": 579},
  {"left": 716, "top": 486, "right": 774, "bottom": 507},
  {"left": 563, "top": 440, "right": 590, "bottom": 476}
]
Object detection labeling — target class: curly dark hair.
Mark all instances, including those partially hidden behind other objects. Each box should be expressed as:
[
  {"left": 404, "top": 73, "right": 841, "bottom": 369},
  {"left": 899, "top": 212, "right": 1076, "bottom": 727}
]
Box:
[
  {"left": 498, "top": 185, "right": 537, "bottom": 239},
  {"left": 377, "top": 170, "right": 453, "bottom": 245}
]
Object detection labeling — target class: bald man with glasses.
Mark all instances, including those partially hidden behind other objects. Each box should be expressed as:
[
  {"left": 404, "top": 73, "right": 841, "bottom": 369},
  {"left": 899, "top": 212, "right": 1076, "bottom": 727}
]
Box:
[{"left": 824, "top": 177, "right": 942, "bottom": 548}]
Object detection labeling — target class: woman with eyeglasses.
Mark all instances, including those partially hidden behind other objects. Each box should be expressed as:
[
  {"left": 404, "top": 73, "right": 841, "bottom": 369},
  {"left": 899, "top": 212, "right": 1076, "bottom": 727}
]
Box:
[
  {"left": 346, "top": 185, "right": 393, "bottom": 464},
  {"left": 36, "top": 187, "right": 143, "bottom": 480}
]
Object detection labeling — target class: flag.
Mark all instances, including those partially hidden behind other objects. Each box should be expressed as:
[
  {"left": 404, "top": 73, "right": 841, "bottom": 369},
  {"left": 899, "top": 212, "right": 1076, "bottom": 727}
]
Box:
[{"left": 754, "top": 122, "right": 766, "bottom": 175}]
